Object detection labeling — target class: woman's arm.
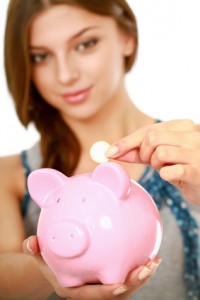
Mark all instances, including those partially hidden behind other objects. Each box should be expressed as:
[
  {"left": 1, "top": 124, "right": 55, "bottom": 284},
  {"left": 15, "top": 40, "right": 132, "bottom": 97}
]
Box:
[
  {"left": 0, "top": 253, "right": 53, "bottom": 300},
  {"left": 0, "top": 155, "right": 53, "bottom": 300}
]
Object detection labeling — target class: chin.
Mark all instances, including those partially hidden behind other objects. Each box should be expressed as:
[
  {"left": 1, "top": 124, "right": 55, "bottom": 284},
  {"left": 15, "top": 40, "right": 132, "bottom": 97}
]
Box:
[{"left": 66, "top": 106, "right": 104, "bottom": 122}]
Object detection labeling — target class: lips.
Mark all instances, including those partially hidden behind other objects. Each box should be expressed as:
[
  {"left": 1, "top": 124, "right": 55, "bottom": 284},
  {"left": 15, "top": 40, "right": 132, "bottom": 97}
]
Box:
[{"left": 62, "top": 86, "right": 92, "bottom": 104}]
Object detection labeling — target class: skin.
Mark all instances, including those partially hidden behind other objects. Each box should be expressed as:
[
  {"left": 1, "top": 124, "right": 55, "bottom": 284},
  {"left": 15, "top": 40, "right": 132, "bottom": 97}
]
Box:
[
  {"left": 30, "top": 5, "right": 133, "bottom": 123},
  {"left": 0, "top": 4, "right": 199, "bottom": 300},
  {"left": 0, "top": 5, "right": 159, "bottom": 300},
  {"left": 106, "top": 119, "right": 200, "bottom": 205}
]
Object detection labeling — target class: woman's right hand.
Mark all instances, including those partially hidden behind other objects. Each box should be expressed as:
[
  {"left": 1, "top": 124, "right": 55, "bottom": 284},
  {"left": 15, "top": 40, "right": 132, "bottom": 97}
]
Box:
[{"left": 23, "top": 236, "right": 161, "bottom": 300}]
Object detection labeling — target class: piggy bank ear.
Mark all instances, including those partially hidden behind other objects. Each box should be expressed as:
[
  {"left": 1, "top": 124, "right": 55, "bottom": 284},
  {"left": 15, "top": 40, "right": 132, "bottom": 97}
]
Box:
[
  {"left": 91, "top": 162, "right": 131, "bottom": 199},
  {"left": 27, "top": 168, "right": 68, "bottom": 208}
]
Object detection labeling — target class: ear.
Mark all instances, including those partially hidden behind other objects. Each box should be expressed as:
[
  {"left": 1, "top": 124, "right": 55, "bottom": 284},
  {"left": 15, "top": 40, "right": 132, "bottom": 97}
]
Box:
[
  {"left": 122, "top": 34, "right": 135, "bottom": 57},
  {"left": 27, "top": 168, "right": 68, "bottom": 208},
  {"left": 91, "top": 162, "right": 131, "bottom": 199}
]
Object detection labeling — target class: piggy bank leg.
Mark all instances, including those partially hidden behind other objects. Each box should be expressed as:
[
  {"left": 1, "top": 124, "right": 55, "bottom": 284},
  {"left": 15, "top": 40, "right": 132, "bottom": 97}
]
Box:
[
  {"left": 57, "top": 274, "right": 85, "bottom": 288},
  {"left": 98, "top": 267, "right": 127, "bottom": 285}
]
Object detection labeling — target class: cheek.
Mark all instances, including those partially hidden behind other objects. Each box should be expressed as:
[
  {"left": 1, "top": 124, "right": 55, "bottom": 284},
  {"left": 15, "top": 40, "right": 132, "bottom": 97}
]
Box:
[
  {"left": 32, "top": 68, "right": 53, "bottom": 96},
  {"left": 86, "top": 45, "right": 124, "bottom": 85},
  {"left": 97, "top": 50, "right": 125, "bottom": 93}
]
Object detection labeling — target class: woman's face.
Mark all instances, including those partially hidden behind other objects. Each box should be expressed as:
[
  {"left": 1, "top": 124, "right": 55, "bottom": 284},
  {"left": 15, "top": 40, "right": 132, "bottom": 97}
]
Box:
[{"left": 29, "top": 4, "right": 134, "bottom": 122}]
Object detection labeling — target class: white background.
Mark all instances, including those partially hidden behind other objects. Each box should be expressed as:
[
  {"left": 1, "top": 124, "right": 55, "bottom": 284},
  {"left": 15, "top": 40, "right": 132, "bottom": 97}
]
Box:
[{"left": 0, "top": 0, "right": 200, "bottom": 155}]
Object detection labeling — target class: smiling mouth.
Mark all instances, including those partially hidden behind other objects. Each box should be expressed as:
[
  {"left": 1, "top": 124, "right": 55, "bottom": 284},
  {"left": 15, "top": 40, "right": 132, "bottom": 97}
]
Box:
[{"left": 62, "top": 86, "right": 92, "bottom": 104}]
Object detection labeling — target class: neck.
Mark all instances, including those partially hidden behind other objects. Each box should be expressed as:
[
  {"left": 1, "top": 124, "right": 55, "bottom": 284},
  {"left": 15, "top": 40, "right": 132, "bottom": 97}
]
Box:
[{"left": 63, "top": 85, "right": 153, "bottom": 153}]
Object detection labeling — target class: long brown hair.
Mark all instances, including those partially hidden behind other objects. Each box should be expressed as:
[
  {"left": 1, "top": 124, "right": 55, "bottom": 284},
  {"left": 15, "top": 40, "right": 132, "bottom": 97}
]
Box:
[{"left": 4, "top": 0, "right": 138, "bottom": 176}]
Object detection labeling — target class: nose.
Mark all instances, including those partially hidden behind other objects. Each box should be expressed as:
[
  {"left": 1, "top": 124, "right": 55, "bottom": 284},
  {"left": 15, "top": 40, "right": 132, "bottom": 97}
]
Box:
[
  {"left": 56, "top": 53, "right": 80, "bottom": 85},
  {"left": 47, "top": 220, "right": 90, "bottom": 258}
]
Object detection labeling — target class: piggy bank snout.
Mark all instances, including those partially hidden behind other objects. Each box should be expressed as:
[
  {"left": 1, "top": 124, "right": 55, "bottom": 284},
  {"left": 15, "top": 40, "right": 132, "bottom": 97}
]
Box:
[{"left": 47, "top": 221, "right": 90, "bottom": 258}]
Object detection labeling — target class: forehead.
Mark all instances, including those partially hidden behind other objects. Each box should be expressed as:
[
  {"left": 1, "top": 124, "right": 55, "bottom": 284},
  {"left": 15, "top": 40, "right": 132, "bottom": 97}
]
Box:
[{"left": 30, "top": 4, "right": 117, "bottom": 43}]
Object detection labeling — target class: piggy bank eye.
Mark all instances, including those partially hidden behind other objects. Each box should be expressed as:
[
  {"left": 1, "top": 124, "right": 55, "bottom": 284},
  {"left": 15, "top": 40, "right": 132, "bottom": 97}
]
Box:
[{"left": 57, "top": 198, "right": 61, "bottom": 203}]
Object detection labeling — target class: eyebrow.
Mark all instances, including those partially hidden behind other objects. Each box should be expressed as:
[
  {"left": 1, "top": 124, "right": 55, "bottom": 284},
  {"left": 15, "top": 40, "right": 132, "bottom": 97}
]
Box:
[
  {"left": 29, "top": 26, "right": 99, "bottom": 50},
  {"left": 70, "top": 26, "right": 99, "bottom": 41}
]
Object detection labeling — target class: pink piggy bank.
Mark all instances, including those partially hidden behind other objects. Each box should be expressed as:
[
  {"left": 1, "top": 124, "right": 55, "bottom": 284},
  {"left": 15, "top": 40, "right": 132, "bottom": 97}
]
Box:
[{"left": 27, "top": 162, "right": 162, "bottom": 287}]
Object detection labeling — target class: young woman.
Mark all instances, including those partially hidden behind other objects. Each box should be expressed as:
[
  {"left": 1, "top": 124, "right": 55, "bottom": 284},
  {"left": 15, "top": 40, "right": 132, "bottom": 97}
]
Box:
[{"left": 0, "top": 0, "right": 199, "bottom": 299}]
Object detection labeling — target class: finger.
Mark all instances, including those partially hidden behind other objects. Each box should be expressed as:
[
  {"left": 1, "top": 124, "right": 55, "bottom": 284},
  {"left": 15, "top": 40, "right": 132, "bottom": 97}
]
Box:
[
  {"left": 111, "top": 148, "right": 143, "bottom": 163},
  {"left": 160, "top": 163, "right": 200, "bottom": 184},
  {"left": 140, "top": 130, "right": 200, "bottom": 164},
  {"left": 23, "top": 236, "right": 40, "bottom": 255},
  {"left": 110, "top": 131, "right": 200, "bottom": 165},
  {"left": 160, "top": 164, "right": 200, "bottom": 204},
  {"left": 106, "top": 119, "right": 196, "bottom": 159},
  {"left": 196, "top": 123, "right": 200, "bottom": 131},
  {"left": 106, "top": 126, "right": 148, "bottom": 159},
  {"left": 63, "top": 282, "right": 121, "bottom": 300},
  {"left": 150, "top": 146, "right": 200, "bottom": 171},
  {"left": 113, "top": 257, "right": 162, "bottom": 298}
]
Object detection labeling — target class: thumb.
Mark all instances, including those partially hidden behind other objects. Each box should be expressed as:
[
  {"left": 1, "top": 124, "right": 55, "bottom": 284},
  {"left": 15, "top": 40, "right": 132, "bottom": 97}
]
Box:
[{"left": 23, "top": 235, "right": 40, "bottom": 256}]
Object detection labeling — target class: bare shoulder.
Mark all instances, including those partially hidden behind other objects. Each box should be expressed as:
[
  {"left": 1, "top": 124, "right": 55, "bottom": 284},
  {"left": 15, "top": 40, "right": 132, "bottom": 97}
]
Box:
[
  {"left": 0, "top": 154, "right": 25, "bottom": 197},
  {"left": 0, "top": 154, "right": 26, "bottom": 252}
]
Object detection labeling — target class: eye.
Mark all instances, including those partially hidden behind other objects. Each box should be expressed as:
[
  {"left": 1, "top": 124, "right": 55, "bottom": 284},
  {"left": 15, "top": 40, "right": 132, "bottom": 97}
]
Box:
[
  {"left": 30, "top": 53, "right": 49, "bottom": 64},
  {"left": 76, "top": 38, "right": 98, "bottom": 52}
]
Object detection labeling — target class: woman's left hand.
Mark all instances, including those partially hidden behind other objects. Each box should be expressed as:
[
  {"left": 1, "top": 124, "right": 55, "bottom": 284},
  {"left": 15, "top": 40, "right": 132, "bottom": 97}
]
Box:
[
  {"left": 106, "top": 119, "right": 200, "bottom": 205},
  {"left": 23, "top": 236, "right": 161, "bottom": 300}
]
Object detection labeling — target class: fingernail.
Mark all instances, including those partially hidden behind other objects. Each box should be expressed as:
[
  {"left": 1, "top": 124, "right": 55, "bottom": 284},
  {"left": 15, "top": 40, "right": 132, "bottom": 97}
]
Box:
[
  {"left": 147, "top": 258, "right": 162, "bottom": 273},
  {"left": 138, "top": 259, "right": 161, "bottom": 281},
  {"left": 26, "top": 240, "right": 34, "bottom": 254},
  {"left": 138, "top": 266, "right": 152, "bottom": 281},
  {"left": 112, "top": 285, "right": 128, "bottom": 296},
  {"left": 105, "top": 145, "right": 119, "bottom": 158}
]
